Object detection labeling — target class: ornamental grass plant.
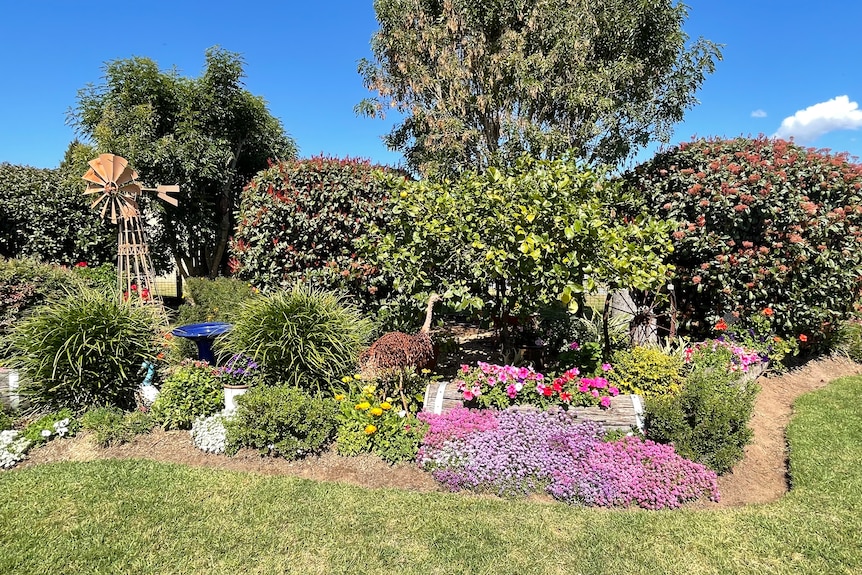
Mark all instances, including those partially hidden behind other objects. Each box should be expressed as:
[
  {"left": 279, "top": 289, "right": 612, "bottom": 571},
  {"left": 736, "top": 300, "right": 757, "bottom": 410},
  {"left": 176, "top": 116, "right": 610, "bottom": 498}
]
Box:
[
  {"left": 5, "top": 288, "right": 165, "bottom": 412},
  {"left": 219, "top": 285, "right": 372, "bottom": 390}
]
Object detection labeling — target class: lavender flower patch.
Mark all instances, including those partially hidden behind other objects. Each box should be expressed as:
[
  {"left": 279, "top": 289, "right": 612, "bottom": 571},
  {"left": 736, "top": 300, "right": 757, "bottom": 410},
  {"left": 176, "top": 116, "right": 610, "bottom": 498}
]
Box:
[
  {"left": 547, "top": 435, "right": 720, "bottom": 509},
  {"left": 418, "top": 408, "right": 719, "bottom": 509}
]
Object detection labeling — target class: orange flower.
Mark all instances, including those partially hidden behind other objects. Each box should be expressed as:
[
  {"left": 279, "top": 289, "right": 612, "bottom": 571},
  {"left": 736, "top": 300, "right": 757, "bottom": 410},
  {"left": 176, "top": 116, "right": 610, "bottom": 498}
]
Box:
[
  {"left": 164, "top": 333, "right": 173, "bottom": 340},
  {"left": 799, "top": 334, "right": 808, "bottom": 342},
  {"left": 715, "top": 319, "right": 728, "bottom": 331},
  {"left": 762, "top": 308, "right": 774, "bottom": 317},
  {"left": 156, "top": 352, "right": 165, "bottom": 360}
]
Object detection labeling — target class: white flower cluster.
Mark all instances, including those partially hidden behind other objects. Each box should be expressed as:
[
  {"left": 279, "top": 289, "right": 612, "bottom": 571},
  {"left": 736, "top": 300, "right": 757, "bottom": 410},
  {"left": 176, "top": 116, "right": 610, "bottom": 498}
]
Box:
[
  {"left": 52, "top": 418, "right": 72, "bottom": 438},
  {"left": 0, "top": 430, "right": 31, "bottom": 469},
  {"left": 190, "top": 414, "right": 230, "bottom": 454}
]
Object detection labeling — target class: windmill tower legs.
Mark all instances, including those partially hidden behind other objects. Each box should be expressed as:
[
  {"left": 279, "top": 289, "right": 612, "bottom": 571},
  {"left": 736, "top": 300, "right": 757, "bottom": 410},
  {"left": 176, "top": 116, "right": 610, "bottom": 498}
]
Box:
[{"left": 117, "top": 215, "right": 158, "bottom": 304}]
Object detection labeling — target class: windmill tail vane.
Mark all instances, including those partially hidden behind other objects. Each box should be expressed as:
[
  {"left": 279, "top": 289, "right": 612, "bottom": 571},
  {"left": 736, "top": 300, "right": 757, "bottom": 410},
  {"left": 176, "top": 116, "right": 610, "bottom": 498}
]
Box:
[{"left": 82, "top": 154, "right": 179, "bottom": 303}]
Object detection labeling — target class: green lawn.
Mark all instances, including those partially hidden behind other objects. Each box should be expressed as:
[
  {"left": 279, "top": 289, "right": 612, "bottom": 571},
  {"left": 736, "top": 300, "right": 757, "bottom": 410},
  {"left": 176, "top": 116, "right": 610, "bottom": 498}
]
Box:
[{"left": 2, "top": 377, "right": 861, "bottom": 575}]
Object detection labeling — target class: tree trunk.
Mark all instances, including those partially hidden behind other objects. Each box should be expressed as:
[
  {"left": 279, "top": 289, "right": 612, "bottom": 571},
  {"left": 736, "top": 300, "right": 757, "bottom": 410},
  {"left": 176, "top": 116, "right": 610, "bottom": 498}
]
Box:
[{"left": 208, "top": 140, "right": 245, "bottom": 278}]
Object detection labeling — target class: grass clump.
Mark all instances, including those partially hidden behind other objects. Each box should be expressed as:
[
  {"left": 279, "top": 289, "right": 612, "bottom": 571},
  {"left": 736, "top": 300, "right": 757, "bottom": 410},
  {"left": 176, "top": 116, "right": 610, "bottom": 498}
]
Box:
[
  {"left": 220, "top": 284, "right": 372, "bottom": 390},
  {"left": 6, "top": 288, "right": 165, "bottom": 412}
]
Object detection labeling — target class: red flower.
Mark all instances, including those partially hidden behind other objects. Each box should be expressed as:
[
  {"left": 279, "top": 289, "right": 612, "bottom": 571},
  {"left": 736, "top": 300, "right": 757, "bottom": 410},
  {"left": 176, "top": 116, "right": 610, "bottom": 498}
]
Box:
[
  {"left": 75, "top": 262, "right": 87, "bottom": 268},
  {"left": 799, "top": 334, "right": 808, "bottom": 342},
  {"left": 715, "top": 319, "right": 728, "bottom": 331},
  {"left": 762, "top": 308, "right": 774, "bottom": 317}
]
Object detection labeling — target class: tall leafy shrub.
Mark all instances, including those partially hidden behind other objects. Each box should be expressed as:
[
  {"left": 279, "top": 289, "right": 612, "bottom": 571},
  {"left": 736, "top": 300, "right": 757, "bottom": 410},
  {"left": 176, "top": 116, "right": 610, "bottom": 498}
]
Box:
[
  {"left": 230, "top": 157, "right": 402, "bottom": 311},
  {"left": 6, "top": 289, "right": 165, "bottom": 412},
  {"left": 219, "top": 285, "right": 373, "bottom": 390},
  {"left": 0, "top": 143, "right": 114, "bottom": 265},
  {"left": 626, "top": 136, "right": 862, "bottom": 348},
  {"left": 365, "top": 155, "right": 675, "bottom": 330}
]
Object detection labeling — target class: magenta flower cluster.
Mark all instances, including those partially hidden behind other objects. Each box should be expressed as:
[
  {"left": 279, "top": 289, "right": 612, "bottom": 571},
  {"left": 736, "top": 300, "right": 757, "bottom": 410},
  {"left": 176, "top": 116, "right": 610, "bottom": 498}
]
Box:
[
  {"left": 684, "top": 340, "right": 762, "bottom": 373},
  {"left": 454, "top": 362, "right": 619, "bottom": 410},
  {"left": 417, "top": 407, "right": 719, "bottom": 509}
]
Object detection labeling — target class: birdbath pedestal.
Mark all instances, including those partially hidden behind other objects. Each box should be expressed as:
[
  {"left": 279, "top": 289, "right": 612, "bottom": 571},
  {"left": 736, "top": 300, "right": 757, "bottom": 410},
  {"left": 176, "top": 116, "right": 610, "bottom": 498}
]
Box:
[{"left": 171, "top": 322, "right": 232, "bottom": 364}]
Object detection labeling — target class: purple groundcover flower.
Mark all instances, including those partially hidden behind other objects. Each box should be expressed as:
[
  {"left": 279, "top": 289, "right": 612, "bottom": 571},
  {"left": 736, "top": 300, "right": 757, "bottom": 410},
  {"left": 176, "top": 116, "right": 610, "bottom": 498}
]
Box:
[{"left": 417, "top": 408, "right": 719, "bottom": 509}]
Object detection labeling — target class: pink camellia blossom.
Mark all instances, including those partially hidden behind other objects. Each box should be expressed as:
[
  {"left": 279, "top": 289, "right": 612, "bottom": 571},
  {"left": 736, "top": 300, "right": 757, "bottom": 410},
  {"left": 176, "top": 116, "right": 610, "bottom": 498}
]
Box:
[
  {"left": 601, "top": 363, "right": 613, "bottom": 372},
  {"left": 599, "top": 396, "right": 612, "bottom": 408}
]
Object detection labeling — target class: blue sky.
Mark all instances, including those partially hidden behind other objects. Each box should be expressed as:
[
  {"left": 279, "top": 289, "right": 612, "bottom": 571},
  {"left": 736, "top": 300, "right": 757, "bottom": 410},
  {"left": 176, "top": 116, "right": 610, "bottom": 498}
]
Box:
[{"left": 1, "top": 1, "right": 861, "bottom": 171}]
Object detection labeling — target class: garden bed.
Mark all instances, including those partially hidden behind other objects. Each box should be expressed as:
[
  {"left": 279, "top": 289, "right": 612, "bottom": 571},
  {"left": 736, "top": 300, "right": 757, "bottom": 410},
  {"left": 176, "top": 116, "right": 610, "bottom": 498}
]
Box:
[{"left": 15, "top": 356, "right": 861, "bottom": 508}]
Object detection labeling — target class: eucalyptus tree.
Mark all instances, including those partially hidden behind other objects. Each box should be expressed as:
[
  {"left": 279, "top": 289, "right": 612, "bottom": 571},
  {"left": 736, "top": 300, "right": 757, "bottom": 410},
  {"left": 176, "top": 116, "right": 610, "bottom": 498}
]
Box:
[
  {"left": 358, "top": 0, "right": 721, "bottom": 176},
  {"left": 70, "top": 47, "right": 297, "bottom": 277}
]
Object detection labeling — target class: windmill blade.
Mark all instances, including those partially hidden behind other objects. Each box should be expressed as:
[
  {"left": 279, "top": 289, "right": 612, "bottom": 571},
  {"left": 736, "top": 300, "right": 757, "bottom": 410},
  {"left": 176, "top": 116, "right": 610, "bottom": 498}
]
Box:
[
  {"left": 89, "top": 156, "right": 112, "bottom": 181},
  {"left": 83, "top": 168, "right": 107, "bottom": 186},
  {"left": 110, "top": 155, "right": 128, "bottom": 183},
  {"left": 84, "top": 182, "right": 106, "bottom": 196},
  {"left": 89, "top": 191, "right": 109, "bottom": 210},
  {"left": 115, "top": 165, "right": 136, "bottom": 187},
  {"left": 110, "top": 200, "right": 118, "bottom": 224},
  {"left": 119, "top": 181, "right": 141, "bottom": 198}
]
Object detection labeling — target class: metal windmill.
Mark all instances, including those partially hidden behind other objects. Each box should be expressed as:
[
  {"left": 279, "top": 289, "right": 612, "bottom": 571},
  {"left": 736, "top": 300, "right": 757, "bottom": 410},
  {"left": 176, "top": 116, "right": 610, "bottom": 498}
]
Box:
[{"left": 82, "top": 154, "right": 179, "bottom": 302}]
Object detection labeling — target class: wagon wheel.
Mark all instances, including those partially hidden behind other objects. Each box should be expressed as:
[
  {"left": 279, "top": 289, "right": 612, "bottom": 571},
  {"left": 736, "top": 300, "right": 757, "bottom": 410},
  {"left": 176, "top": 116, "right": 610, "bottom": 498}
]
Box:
[{"left": 602, "top": 285, "right": 677, "bottom": 352}]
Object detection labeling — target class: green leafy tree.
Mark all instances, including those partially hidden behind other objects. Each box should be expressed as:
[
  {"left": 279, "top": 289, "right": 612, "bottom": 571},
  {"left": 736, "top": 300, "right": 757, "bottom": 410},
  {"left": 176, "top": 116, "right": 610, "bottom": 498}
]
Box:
[
  {"left": 70, "top": 47, "right": 297, "bottom": 277},
  {"left": 364, "top": 155, "right": 675, "bottom": 333},
  {"left": 358, "top": 0, "right": 720, "bottom": 176}
]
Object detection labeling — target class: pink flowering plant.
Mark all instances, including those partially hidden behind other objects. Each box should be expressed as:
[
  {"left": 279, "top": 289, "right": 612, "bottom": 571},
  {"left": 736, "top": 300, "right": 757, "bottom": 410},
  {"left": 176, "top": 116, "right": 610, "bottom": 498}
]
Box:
[
  {"left": 683, "top": 339, "right": 764, "bottom": 375},
  {"left": 454, "top": 361, "right": 619, "bottom": 410}
]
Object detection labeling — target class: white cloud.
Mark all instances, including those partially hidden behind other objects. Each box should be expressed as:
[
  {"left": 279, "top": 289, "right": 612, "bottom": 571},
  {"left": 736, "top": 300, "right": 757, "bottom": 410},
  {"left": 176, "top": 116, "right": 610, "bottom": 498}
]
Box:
[
  {"left": 774, "top": 95, "right": 862, "bottom": 142},
  {"left": 751, "top": 109, "right": 767, "bottom": 118}
]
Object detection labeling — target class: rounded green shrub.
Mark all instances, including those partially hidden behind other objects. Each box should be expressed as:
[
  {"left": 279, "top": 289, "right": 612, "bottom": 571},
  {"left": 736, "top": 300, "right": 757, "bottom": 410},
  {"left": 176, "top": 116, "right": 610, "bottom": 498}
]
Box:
[
  {"left": 644, "top": 368, "right": 758, "bottom": 475},
  {"left": 219, "top": 285, "right": 373, "bottom": 390},
  {"left": 607, "top": 345, "right": 684, "bottom": 397},
  {"left": 626, "top": 136, "right": 862, "bottom": 350},
  {"left": 150, "top": 360, "right": 223, "bottom": 429},
  {"left": 230, "top": 157, "right": 401, "bottom": 310},
  {"left": 225, "top": 385, "right": 337, "bottom": 458},
  {"left": 7, "top": 289, "right": 165, "bottom": 412}
]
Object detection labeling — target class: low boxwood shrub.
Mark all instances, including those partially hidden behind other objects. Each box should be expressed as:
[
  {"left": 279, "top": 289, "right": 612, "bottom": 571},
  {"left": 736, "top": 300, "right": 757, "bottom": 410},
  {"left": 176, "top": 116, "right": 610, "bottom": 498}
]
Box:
[
  {"left": 225, "top": 385, "right": 337, "bottom": 458},
  {"left": 644, "top": 367, "right": 758, "bottom": 475},
  {"left": 80, "top": 406, "right": 155, "bottom": 447},
  {"left": 607, "top": 345, "right": 684, "bottom": 397},
  {"left": 6, "top": 289, "right": 166, "bottom": 412},
  {"left": 626, "top": 136, "right": 862, "bottom": 350},
  {"left": 219, "top": 285, "right": 373, "bottom": 390},
  {"left": 150, "top": 360, "right": 223, "bottom": 430}
]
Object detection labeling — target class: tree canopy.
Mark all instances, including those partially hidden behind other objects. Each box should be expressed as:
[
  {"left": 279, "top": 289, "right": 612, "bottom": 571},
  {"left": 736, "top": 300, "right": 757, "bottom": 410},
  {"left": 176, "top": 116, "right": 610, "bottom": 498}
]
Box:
[
  {"left": 358, "top": 0, "right": 721, "bottom": 176},
  {"left": 70, "top": 47, "right": 297, "bottom": 277}
]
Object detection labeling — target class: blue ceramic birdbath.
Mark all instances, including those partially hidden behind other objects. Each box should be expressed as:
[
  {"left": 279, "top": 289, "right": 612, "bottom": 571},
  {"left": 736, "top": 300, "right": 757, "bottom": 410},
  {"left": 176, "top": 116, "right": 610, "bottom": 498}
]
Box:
[{"left": 171, "top": 322, "right": 232, "bottom": 364}]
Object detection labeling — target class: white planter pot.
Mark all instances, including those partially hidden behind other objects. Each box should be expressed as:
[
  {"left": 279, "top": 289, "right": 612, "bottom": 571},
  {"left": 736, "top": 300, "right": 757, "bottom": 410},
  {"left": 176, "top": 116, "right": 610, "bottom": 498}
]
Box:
[{"left": 223, "top": 385, "right": 249, "bottom": 415}]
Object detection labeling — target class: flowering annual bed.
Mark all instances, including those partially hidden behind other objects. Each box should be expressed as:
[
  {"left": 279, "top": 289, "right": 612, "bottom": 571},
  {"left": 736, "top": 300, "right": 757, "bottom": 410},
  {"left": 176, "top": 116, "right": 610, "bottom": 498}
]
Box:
[
  {"left": 454, "top": 362, "right": 619, "bottom": 410},
  {"left": 417, "top": 408, "right": 719, "bottom": 509}
]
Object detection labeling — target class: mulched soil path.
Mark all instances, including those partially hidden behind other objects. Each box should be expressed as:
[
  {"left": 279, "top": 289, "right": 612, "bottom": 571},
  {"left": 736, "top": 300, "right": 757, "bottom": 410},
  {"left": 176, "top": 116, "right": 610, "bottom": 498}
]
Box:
[{"left": 14, "top": 356, "right": 862, "bottom": 507}]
